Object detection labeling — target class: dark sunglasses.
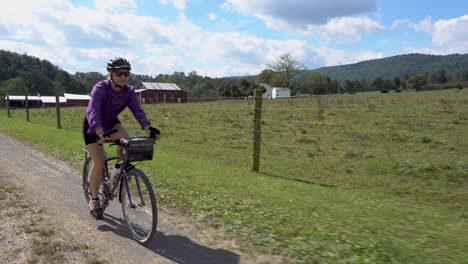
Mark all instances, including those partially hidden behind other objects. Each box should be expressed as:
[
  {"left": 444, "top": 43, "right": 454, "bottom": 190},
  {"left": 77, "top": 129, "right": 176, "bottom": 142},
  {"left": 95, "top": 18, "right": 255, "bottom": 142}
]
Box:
[{"left": 114, "top": 71, "right": 130, "bottom": 77}]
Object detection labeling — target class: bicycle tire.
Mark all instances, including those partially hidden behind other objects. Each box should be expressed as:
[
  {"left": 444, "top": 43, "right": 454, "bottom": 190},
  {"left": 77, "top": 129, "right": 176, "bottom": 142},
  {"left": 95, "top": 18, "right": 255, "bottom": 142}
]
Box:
[
  {"left": 120, "top": 168, "right": 157, "bottom": 245},
  {"left": 82, "top": 157, "right": 109, "bottom": 209},
  {"left": 82, "top": 157, "right": 93, "bottom": 203}
]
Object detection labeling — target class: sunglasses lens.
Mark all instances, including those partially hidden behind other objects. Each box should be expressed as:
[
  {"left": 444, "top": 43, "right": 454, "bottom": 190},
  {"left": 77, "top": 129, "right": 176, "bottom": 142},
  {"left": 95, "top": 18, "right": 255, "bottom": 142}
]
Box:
[{"left": 115, "top": 71, "right": 130, "bottom": 77}]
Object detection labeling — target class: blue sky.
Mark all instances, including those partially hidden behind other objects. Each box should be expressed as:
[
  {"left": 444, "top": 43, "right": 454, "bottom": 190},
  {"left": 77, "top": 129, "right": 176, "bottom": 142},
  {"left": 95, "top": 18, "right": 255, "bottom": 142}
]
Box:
[{"left": 0, "top": 0, "right": 466, "bottom": 77}]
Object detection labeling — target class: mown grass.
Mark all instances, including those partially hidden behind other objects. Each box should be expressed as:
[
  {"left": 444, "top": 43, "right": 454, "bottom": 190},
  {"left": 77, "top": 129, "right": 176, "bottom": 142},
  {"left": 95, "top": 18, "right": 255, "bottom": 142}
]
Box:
[{"left": 1, "top": 89, "right": 467, "bottom": 263}]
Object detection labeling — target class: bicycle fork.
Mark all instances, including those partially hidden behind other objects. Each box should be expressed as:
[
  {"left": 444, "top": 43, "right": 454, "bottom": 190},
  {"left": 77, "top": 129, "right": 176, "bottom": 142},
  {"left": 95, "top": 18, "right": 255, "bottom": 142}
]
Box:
[{"left": 122, "top": 170, "right": 146, "bottom": 209}]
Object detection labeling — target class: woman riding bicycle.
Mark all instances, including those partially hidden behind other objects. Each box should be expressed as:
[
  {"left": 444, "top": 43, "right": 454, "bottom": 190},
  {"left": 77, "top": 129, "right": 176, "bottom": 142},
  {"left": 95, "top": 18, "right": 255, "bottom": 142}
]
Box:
[{"left": 82, "top": 57, "right": 160, "bottom": 220}]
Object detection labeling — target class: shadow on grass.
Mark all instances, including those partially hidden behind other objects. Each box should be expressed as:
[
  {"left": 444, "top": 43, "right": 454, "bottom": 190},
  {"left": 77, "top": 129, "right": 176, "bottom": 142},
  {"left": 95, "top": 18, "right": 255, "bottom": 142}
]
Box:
[
  {"left": 258, "top": 172, "right": 338, "bottom": 188},
  {"left": 98, "top": 214, "right": 240, "bottom": 264}
]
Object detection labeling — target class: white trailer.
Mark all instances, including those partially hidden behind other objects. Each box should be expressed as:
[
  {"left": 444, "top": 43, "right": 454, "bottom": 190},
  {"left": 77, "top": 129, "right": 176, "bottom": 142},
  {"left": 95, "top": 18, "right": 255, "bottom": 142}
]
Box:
[{"left": 272, "top": 87, "right": 291, "bottom": 99}]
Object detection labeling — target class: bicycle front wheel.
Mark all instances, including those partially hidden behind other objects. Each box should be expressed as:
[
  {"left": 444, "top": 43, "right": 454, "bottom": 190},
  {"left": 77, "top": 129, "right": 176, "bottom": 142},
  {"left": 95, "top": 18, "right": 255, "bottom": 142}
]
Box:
[{"left": 121, "top": 168, "right": 157, "bottom": 245}]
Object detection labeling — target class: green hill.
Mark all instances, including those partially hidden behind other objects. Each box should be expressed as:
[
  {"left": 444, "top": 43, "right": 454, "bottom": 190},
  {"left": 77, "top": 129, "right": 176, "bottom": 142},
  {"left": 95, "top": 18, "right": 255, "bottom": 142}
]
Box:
[
  {"left": 311, "top": 53, "right": 468, "bottom": 81},
  {"left": 0, "top": 50, "right": 86, "bottom": 96}
]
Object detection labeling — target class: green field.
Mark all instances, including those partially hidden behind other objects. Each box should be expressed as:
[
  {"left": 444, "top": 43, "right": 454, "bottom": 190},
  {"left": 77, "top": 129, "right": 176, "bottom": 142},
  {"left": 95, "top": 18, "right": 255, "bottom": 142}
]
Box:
[{"left": 1, "top": 89, "right": 467, "bottom": 263}]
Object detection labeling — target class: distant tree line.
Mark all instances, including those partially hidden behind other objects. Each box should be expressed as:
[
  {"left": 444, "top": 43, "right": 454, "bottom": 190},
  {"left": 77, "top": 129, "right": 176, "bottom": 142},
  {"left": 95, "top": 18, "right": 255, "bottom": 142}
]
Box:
[
  {"left": 1, "top": 50, "right": 467, "bottom": 100},
  {"left": 73, "top": 70, "right": 260, "bottom": 98},
  {"left": 0, "top": 50, "right": 259, "bottom": 99},
  {"left": 0, "top": 50, "right": 86, "bottom": 97},
  {"left": 257, "top": 53, "right": 468, "bottom": 95}
]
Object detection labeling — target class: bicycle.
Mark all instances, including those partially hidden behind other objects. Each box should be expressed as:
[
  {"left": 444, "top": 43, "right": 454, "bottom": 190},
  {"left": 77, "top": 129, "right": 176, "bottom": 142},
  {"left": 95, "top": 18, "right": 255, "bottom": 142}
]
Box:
[{"left": 82, "top": 129, "right": 157, "bottom": 245}]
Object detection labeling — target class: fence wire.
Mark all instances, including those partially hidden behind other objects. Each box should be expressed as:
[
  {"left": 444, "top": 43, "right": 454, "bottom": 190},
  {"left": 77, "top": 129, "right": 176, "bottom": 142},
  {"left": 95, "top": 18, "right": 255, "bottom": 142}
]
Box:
[{"left": 4, "top": 91, "right": 468, "bottom": 183}]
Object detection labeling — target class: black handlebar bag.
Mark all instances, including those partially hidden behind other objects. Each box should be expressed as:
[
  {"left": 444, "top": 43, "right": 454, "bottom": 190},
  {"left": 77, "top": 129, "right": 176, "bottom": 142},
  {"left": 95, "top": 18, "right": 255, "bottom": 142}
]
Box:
[{"left": 121, "top": 138, "right": 154, "bottom": 162}]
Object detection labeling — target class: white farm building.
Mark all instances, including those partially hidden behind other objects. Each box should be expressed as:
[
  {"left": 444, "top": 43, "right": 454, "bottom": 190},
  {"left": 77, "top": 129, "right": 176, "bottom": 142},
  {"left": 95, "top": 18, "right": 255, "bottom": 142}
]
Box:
[
  {"left": 260, "top": 83, "right": 291, "bottom": 99},
  {"left": 5, "top": 93, "right": 88, "bottom": 108}
]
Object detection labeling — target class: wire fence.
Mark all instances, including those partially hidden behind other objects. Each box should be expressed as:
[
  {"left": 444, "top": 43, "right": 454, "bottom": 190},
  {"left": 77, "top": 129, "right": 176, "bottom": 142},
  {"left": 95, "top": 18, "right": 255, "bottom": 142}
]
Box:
[
  {"left": 157, "top": 90, "right": 467, "bottom": 184},
  {"left": 3, "top": 89, "right": 468, "bottom": 185}
]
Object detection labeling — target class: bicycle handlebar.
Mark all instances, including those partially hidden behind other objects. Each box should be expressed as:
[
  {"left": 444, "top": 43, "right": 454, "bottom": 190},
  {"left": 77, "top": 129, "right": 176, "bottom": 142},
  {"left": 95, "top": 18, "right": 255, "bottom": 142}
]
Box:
[
  {"left": 102, "top": 129, "right": 118, "bottom": 138},
  {"left": 97, "top": 129, "right": 118, "bottom": 145},
  {"left": 112, "top": 137, "right": 155, "bottom": 146},
  {"left": 100, "top": 129, "right": 157, "bottom": 146}
]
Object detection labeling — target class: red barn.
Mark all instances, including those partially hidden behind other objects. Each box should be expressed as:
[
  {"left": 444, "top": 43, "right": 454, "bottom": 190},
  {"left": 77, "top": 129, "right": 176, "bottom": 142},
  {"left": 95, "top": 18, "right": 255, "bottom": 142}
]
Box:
[
  {"left": 135, "top": 82, "right": 188, "bottom": 104},
  {"left": 4, "top": 95, "right": 42, "bottom": 108},
  {"left": 41, "top": 96, "right": 66, "bottom": 107},
  {"left": 63, "top": 93, "right": 90, "bottom": 107}
]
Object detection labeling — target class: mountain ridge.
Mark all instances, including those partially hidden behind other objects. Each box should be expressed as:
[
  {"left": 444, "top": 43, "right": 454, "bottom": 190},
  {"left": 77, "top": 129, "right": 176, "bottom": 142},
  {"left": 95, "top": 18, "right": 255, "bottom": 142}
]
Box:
[{"left": 310, "top": 53, "right": 468, "bottom": 81}]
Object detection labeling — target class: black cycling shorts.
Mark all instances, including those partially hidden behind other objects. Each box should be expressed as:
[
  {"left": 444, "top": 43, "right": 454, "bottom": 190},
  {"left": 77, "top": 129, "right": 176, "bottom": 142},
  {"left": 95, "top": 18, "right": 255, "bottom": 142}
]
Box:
[{"left": 82, "top": 117, "right": 121, "bottom": 145}]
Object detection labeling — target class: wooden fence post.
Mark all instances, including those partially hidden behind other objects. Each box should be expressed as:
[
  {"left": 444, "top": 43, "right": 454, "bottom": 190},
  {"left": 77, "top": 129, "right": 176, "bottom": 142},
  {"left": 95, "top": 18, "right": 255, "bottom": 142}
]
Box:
[
  {"left": 56, "top": 95, "right": 62, "bottom": 129},
  {"left": 6, "top": 96, "right": 11, "bottom": 118},
  {"left": 25, "top": 95, "right": 30, "bottom": 122},
  {"left": 252, "top": 89, "right": 263, "bottom": 172}
]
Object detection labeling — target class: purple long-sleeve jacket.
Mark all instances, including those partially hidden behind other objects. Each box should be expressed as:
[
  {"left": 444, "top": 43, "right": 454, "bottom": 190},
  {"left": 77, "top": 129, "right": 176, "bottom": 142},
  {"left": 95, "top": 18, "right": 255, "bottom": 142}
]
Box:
[{"left": 85, "top": 80, "right": 150, "bottom": 134}]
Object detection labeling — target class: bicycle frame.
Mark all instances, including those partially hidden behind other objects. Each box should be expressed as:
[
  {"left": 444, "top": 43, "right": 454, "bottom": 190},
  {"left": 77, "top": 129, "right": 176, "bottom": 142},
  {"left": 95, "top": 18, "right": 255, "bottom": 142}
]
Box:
[{"left": 83, "top": 147, "right": 144, "bottom": 209}]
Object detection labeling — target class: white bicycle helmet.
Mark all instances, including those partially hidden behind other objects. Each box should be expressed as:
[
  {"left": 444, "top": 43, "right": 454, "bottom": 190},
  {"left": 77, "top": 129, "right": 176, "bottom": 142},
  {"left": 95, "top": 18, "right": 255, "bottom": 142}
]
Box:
[{"left": 107, "top": 57, "right": 131, "bottom": 71}]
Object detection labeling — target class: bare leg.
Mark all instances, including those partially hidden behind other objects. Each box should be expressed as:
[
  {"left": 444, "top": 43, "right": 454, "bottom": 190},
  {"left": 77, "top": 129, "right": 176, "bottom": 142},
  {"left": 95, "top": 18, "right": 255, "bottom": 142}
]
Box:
[
  {"left": 87, "top": 123, "right": 129, "bottom": 199},
  {"left": 110, "top": 123, "right": 130, "bottom": 162},
  {"left": 87, "top": 143, "right": 105, "bottom": 199}
]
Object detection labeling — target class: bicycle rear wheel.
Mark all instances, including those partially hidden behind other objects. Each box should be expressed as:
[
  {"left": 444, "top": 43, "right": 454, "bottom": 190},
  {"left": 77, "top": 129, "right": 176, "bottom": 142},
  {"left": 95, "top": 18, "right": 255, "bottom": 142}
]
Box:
[
  {"left": 82, "top": 157, "right": 93, "bottom": 203},
  {"left": 82, "top": 157, "right": 109, "bottom": 209},
  {"left": 121, "top": 168, "right": 157, "bottom": 245}
]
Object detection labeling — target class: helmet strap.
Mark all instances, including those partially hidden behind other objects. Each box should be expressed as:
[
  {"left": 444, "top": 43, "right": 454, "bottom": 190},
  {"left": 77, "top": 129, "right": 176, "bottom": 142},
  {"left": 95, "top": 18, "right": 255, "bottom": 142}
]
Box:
[{"left": 110, "top": 74, "right": 124, "bottom": 89}]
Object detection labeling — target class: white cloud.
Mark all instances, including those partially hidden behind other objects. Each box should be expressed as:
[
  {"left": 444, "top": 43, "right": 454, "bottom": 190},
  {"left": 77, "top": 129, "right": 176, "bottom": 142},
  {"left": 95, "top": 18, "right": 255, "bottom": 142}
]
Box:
[
  {"left": 393, "top": 15, "right": 468, "bottom": 54},
  {"left": 379, "top": 39, "right": 389, "bottom": 45},
  {"left": 224, "top": 0, "right": 380, "bottom": 41},
  {"left": 313, "top": 47, "right": 384, "bottom": 66},
  {"left": 158, "top": 0, "right": 187, "bottom": 10},
  {"left": 208, "top": 13, "right": 217, "bottom": 21},
  {"left": 412, "top": 16, "right": 433, "bottom": 33},
  {"left": 391, "top": 18, "right": 410, "bottom": 30},
  {"left": 0, "top": 0, "right": 73, "bottom": 46},
  {"left": 315, "top": 16, "right": 384, "bottom": 42},
  {"left": 39, "top": 23, "right": 67, "bottom": 47},
  {"left": 0, "top": 40, "right": 82, "bottom": 72},
  {"left": 138, "top": 55, "right": 186, "bottom": 75},
  {"left": 220, "top": 2, "right": 233, "bottom": 12},
  {"left": 0, "top": 1, "right": 306, "bottom": 76},
  {"left": 153, "top": 14, "right": 310, "bottom": 75},
  {"left": 196, "top": 64, "right": 264, "bottom": 78},
  {"left": 432, "top": 15, "right": 468, "bottom": 53},
  {"left": 78, "top": 48, "right": 114, "bottom": 61},
  {"left": 224, "top": 0, "right": 377, "bottom": 26},
  {"left": 391, "top": 16, "right": 433, "bottom": 33},
  {"left": 0, "top": 0, "right": 385, "bottom": 77},
  {"left": 174, "top": 0, "right": 188, "bottom": 9},
  {"left": 94, "top": 0, "right": 137, "bottom": 12}
]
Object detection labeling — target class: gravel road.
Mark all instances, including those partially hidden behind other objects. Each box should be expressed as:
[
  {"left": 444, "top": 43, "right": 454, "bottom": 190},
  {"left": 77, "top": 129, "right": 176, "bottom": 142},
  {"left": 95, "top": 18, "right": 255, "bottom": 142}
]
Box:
[{"left": 0, "top": 133, "right": 276, "bottom": 264}]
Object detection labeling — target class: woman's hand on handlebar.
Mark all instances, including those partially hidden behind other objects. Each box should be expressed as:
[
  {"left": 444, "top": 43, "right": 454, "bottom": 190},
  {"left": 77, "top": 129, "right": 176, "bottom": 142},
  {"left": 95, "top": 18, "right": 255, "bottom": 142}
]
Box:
[
  {"left": 97, "top": 134, "right": 106, "bottom": 145},
  {"left": 96, "top": 128, "right": 118, "bottom": 145},
  {"left": 145, "top": 126, "right": 161, "bottom": 141}
]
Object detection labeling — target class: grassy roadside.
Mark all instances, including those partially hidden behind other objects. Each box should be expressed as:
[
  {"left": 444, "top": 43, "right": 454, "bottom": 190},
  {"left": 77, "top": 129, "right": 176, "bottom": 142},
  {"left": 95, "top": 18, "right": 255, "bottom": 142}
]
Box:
[
  {"left": 0, "top": 178, "right": 106, "bottom": 264},
  {"left": 1, "top": 90, "right": 467, "bottom": 263}
]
